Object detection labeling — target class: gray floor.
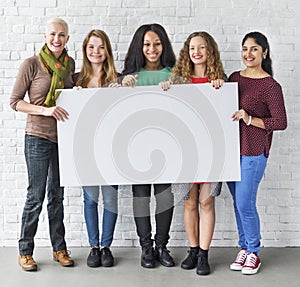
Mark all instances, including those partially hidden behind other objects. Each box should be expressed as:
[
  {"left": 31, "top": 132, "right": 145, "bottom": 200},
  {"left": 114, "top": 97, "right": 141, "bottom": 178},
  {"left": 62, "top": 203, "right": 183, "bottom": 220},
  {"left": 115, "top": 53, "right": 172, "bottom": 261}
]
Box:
[{"left": 0, "top": 247, "right": 299, "bottom": 287}]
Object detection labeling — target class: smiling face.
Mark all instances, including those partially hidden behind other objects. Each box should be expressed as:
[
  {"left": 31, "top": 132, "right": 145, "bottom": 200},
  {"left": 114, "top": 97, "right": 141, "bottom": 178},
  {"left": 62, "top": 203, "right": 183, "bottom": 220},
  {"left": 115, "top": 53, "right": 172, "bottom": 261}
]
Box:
[
  {"left": 44, "top": 22, "right": 69, "bottom": 58},
  {"left": 142, "top": 31, "right": 163, "bottom": 66},
  {"left": 86, "top": 35, "right": 107, "bottom": 65},
  {"left": 189, "top": 36, "right": 207, "bottom": 65},
  {"left": 242, "top": 37, "right": 267, "bottom": 69}
]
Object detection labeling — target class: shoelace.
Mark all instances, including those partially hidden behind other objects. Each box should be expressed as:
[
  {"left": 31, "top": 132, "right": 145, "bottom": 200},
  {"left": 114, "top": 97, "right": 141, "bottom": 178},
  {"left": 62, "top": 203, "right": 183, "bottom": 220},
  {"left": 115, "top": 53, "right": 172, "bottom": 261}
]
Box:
[
  {"left": 23, "top": 255, "right": 34, "bottom": 263},
  {"left": 90, "top": 247, "right": 100, "bottom": 255},
  {"left": 235, "top": 250, "right": 247, "bottom": 264},
  {"left": 57, "top": 250, "right": 71, "bottom": 258},
  {"left": 197, "top": 254, "right": 208, "bottom": 264},
  {"left": 244, "top": 253, "right": 258, "bottom": 267}
]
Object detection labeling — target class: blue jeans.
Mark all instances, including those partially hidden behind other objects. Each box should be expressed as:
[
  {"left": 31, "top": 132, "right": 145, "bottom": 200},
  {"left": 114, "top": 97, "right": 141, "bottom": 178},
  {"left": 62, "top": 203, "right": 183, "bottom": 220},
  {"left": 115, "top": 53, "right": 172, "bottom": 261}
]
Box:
[
  {"left": 227, "top": 153, "right": 267, "bottom": 255},
  {"left": 19, "top": 135, "right": 66, "bottom": 255},
  {"left": 83, "top": 185, "right": 118, "bottom": 247}
]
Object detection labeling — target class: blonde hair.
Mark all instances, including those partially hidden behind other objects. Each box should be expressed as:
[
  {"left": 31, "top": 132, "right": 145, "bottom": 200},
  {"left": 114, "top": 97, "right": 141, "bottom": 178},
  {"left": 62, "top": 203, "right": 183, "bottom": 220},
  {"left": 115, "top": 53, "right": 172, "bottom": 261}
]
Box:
[
  {"left": 46, "top": 18, "right": 69, "bottom": 35},
  {"left": 76, "top": 29, "right": 118, "bottom": 88},
  {"left": 171, "top": 31, "right": 225, "bottom": 83}
]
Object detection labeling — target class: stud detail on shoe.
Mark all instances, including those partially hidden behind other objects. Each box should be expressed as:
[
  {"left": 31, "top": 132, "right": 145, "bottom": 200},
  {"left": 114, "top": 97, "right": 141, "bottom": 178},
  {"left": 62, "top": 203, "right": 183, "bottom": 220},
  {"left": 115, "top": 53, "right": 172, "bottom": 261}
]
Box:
[
  {"left": 242, "top": 252, "right": 261, "bottom": 275},
  {"left": 53, "top": 250, "right": 74, "bottom": 267},
  {"left": 230, "top": 249, "right": 247, "bottom": 271},
  {"left": 19, "top": 255, "right": 37, "bottom": 271}
]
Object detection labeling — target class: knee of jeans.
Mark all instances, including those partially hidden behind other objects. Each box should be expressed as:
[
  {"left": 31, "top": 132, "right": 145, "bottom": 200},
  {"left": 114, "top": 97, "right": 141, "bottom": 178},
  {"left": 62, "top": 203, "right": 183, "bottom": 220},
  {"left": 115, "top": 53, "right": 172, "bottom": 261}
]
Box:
[
  {"left": 237, "top": 200, "right": 255, "bottom": 215},
  {"left": 83, "top": 193, "right": 99, "bottom": 206},
  {"left": 103, "top": 197, "right": 118, "bottom": 211}
]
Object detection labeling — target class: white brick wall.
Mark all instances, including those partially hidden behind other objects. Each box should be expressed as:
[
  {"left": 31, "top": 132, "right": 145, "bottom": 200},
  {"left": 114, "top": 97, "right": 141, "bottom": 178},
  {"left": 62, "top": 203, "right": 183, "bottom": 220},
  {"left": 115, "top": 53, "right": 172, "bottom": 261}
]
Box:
[{"left": 0, "top": 0, "right": 299, "bottom": 247}]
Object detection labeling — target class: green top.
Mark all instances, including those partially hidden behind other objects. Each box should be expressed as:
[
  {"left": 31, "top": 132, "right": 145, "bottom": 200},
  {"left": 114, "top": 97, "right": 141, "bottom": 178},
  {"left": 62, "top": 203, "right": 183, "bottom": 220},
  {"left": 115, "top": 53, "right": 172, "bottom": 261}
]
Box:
[{"left": 136, "top": 67, "right": 172, "bottom": 86}]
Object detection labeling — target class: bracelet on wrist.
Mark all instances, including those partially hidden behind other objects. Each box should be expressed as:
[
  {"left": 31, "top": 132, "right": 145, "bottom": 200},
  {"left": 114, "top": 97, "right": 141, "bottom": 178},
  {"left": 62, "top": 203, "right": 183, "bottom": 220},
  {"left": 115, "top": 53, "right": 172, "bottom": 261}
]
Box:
[{"left": 247, "top": 115, "right": 252, "bottom": 126}]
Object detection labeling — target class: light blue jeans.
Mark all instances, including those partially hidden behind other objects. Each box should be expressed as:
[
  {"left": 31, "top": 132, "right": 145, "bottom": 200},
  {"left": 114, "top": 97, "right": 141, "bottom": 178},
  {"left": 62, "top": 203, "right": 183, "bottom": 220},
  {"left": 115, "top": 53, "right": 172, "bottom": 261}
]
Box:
[
  {"left": 227, "top": 153, "right": 267, "bottom": 255},
  {"left": 83, "top": 185, "right": 118, "bottom": 247}
]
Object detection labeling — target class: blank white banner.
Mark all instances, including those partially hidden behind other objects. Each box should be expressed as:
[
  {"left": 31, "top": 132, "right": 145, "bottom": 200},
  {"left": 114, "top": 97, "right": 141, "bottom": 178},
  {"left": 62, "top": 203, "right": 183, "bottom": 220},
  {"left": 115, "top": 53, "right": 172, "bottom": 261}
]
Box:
[{"left": 57, "top": 83, "right": 240, "bottom": 186}]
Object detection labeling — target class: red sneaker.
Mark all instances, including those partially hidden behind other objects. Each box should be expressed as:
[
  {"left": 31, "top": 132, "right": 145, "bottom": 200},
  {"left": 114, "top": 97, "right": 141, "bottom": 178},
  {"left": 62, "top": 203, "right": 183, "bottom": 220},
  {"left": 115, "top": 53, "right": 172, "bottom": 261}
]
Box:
[
  {"left": 230, "top": 249, "right": 247, "bottom": 271},
  {"left": 242, "top": 252, "right": 261, "bottom": 275}
]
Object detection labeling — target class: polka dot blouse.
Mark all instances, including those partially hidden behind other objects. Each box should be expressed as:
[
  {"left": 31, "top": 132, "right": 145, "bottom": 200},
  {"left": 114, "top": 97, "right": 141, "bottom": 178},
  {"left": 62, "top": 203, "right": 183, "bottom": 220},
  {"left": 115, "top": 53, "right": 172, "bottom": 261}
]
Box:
[{"left": 229, "top": 71, "right": 287, "bottom": 157}]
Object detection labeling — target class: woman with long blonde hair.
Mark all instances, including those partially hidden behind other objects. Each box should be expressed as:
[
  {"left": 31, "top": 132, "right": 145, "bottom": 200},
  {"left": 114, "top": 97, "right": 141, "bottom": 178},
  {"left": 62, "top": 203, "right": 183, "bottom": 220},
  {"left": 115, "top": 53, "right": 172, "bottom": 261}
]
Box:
[
  {"left": 75, "top": 29, "right": 118, "bottom": 87},
  {"left": 73, "top": 29, "right": 119, "bottom": 268}
]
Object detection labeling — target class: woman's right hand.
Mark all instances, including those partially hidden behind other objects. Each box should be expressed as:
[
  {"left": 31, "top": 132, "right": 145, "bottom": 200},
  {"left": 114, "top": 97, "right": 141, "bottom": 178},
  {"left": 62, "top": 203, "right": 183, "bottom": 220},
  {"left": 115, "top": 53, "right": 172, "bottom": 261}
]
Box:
[
  {"left": 159, "top": 80, "right": 172, "bottom": 91},
  {"left": 122, "top": 74, "right": 138, "bottom": 87}
]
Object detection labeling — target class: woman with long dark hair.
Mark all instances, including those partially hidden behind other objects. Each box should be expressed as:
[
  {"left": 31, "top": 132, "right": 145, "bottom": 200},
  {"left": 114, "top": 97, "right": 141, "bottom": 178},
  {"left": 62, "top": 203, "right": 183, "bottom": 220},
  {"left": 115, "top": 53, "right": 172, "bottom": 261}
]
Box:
[
  {"left": 122, "top": 23, "right": 176, "bottom": 269},
  {"left": 228, "top": 31, "right": 287, "bottom": 275}
]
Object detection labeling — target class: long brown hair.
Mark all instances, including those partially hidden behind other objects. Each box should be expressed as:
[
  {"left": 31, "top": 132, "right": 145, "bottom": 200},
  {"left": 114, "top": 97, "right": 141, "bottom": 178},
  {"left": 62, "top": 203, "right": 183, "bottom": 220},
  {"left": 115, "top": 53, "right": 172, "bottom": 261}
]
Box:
[
  {"left": 171, "top": 31, "right": 225, "bottom": 83},
  {"left": 76, "top": 29, "right": 118, "bottom": 87}
]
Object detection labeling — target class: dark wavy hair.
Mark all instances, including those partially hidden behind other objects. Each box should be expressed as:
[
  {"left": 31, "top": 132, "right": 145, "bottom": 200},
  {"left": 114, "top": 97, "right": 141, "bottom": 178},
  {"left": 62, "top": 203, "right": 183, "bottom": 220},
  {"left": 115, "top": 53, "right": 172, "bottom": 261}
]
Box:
[
  {"left": 122, "top": 23, "right": 176, "bottom": 75},
  {"left": 242, "top": 31, "right": 273, "bottom": 77}
]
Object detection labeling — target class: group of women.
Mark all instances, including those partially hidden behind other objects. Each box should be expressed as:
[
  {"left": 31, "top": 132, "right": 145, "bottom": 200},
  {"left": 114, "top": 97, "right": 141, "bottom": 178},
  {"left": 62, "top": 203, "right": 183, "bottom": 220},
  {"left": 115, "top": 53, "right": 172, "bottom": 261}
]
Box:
[{"left": 10, "top": 17, "right": 287, "bottom": 276}]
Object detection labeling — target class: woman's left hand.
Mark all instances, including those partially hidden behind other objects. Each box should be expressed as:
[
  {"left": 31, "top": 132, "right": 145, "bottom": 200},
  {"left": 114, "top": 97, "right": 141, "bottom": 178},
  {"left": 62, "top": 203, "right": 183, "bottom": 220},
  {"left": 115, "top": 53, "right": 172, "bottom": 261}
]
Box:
[{"left": 232, "top": 109, "right": 251, "bottom": 125}]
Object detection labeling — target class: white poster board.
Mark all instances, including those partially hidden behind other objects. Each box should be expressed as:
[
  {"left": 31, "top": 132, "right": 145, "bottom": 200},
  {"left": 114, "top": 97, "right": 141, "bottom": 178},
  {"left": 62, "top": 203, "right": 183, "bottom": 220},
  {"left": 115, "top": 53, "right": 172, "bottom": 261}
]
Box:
[{"left": 57, "top": 83, "right": 240, "bottom": 186}]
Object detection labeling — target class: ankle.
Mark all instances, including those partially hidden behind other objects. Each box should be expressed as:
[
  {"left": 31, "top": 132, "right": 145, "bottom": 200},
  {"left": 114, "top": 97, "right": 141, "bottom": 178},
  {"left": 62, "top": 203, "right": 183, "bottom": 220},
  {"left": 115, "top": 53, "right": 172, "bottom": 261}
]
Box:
[
  {"left": 190, "top": 246, "right": 200, "bottom": 253},
  {"left": 198, "top": 247, "right": 208, "bottom": 257}
]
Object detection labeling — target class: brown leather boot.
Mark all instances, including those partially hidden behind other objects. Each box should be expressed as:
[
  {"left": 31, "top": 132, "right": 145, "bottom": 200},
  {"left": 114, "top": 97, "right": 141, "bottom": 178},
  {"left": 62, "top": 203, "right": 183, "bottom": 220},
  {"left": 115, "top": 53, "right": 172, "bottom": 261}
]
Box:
[
  {"left": 19, "top": 255, "right": 37, "bottom": 271},
  {"left": 53, "top": 250, "right": 74, "bottom": 267}
]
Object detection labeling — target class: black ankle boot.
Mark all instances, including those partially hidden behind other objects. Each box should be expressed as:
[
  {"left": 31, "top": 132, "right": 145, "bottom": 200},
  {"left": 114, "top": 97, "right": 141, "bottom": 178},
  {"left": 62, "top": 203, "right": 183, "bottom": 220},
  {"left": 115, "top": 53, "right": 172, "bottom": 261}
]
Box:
[
  {"left": 181, "top": 247, "right": 199, "bottom": 269},
  {"left": 141, "top": 246, "right": 155, "bottom": 268},
  {"left": 155, "top": 246, "right": 175, "bottom": 267},
  {"left": 196, "top": 250, "right": 210, "bottom": 275}
]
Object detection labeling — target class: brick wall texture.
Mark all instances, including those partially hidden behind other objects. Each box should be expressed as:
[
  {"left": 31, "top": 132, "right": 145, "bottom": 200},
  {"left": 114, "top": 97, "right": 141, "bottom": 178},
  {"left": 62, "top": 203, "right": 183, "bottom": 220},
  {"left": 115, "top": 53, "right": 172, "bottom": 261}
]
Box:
[{"left": 0, "top": 0, "right": 299, "bottom": 247}]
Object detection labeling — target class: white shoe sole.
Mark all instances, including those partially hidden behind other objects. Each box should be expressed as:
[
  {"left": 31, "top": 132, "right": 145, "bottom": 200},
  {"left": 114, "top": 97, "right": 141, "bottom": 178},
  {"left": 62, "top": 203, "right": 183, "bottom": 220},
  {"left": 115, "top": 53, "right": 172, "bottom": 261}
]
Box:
[
  {"left": 242, "top": 263, "right": 261, "bottom": 275},
  {"left": 230, "top": 263, "right": 243, "bottom": 271}
]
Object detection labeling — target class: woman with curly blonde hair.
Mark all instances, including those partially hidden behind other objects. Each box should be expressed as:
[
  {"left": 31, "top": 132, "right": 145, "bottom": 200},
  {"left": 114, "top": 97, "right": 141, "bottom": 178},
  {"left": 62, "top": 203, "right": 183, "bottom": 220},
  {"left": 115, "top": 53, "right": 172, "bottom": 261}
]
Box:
[
  {"left": 171, "top": 31, "right": 225, "bottom": 84},
  {"left": 171, "top": 31, "right": 226, "bottom": 276}
]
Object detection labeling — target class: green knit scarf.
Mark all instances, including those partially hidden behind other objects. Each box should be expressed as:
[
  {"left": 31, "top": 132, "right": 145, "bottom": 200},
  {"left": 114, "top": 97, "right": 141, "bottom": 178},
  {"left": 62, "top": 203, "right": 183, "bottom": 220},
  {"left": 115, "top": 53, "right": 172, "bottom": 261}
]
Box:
[{"left": 39, "top": 44, "right": 70, "bottom": 107}]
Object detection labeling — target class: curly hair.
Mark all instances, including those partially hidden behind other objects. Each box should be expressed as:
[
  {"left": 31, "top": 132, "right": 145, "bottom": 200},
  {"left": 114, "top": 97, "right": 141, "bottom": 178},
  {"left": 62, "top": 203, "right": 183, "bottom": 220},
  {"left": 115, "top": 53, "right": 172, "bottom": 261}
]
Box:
[
  {"left": 171, "top": 31, "right": 225, "bottom": 83},
  {"left": 76, "top": 29, "right": 118, "bottom": 87}
]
